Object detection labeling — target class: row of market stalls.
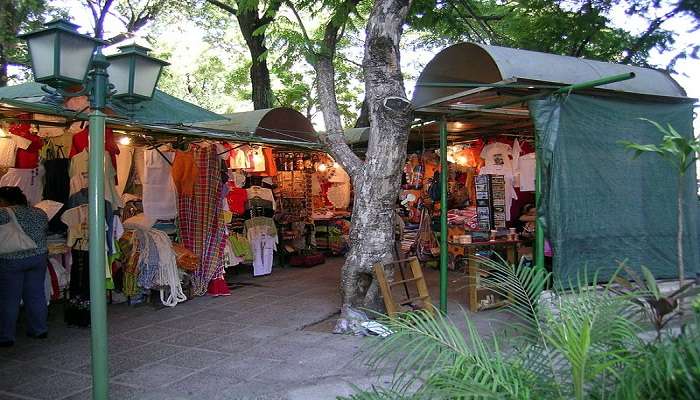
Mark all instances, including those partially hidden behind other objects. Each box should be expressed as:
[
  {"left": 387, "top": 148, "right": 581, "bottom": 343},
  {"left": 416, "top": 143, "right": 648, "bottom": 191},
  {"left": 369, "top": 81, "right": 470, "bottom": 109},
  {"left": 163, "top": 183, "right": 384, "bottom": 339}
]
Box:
[
  {"left": 0, "top": 83, "right": 353, "bottom": 315},
  {"left": 0, "top": 41, "right": 697, "bottom": 316}
]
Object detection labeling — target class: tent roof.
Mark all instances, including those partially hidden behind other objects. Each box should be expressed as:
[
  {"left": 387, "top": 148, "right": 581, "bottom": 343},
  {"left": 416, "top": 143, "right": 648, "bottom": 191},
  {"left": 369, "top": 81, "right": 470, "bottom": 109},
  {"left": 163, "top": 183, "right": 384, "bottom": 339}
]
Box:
[
  {"left": 0, "top": 82, "right": 223, "bottom": 124},
  {"left": 193, "top": 108, "right": 317, "bottom": 144},
  {"left": 412, "top": 42, "right": 689, "bottom": 107}
]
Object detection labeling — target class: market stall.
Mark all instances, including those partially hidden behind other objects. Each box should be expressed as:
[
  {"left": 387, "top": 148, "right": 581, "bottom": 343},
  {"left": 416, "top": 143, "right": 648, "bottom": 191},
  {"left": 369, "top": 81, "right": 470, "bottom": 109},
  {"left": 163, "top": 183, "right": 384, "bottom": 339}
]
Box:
[
  {"left": 405, "top": 42, "right": 698, "bottom": 311},
  {"left": 0, "top": 83, "right": 353, "bottom": 322}
]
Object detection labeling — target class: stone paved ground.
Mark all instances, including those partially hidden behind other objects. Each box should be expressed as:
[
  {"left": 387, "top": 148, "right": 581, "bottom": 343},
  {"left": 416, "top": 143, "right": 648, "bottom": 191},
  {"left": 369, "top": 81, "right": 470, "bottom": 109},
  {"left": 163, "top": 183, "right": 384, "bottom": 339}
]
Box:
[{"left": 0, "top": 257, "right": 505, "bottom": 400}]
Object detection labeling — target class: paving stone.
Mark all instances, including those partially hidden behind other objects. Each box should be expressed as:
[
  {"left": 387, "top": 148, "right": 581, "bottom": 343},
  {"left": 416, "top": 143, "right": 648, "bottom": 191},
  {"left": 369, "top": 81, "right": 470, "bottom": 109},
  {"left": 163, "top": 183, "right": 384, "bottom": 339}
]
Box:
[
  {"left": 0, "top": 392, "right": 27, "bottom": 400},
  {"left": 118, "top": 342, "right": 185, "bottom": 362},
  {"left": 160, "top": 332, "right": 222, "bottom": 347},
  {"left": 196, "top": 335, "right": 262, "bottom": 354},
  {"left": 113, "top": 363, "right": 196, "bottom": 388},
  {"left": 164, "top": 372, "right": 248, "bottom": 399},
  {"left": 161, "top": 348, "right": 231, "bottom": 370},
  {"left": 72, "top": 354, "right": 152, "bottom": 377},
  {"left": 0, "top": 362, "right": 58, "bottom": 391},
  {"left": 192, "top": 321, "right": 247, "bottom": 336},
  {"left": 10, "top": 371, "right": 91, "bottom": 400},
  {"left": 118, "top": 325, "right": 182, "bottom": 342},
  {"left": 105, "top": 336, "right": 148, "bottom": 354},
  {"left": 62, "top": 383, "right": 156, "bottom": 400},
  {"left": 203, "top": 356, "right": 282, "bottom": 380}
]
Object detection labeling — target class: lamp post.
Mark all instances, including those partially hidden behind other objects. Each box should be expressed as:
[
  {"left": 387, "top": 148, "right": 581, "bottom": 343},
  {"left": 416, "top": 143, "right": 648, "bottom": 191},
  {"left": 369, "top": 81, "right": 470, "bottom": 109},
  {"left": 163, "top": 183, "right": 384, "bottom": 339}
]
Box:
[{"left": 19, "top": 19, "right": 168, "bottom": 400}]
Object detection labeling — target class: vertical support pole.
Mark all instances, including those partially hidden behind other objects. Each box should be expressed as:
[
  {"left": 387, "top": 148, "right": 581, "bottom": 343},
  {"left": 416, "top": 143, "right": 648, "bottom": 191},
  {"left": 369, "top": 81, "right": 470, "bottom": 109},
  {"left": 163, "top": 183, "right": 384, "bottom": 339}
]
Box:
[
  {"left": 87, "top": 49, "right": 109, "bottom": 400},
  {"left": 439, "top": 117, "right": 448, "bottom": 313},
  {"left": 535, "top": 140, "right": 544, "bottom": 271}
]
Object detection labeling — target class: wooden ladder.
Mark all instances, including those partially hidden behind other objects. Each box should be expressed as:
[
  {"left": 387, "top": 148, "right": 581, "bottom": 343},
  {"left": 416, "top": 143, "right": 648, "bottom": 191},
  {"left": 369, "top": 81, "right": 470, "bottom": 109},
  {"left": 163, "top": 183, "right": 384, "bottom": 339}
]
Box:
[{"left": 374, "top": 257, "right": 435, "bottom": 317}]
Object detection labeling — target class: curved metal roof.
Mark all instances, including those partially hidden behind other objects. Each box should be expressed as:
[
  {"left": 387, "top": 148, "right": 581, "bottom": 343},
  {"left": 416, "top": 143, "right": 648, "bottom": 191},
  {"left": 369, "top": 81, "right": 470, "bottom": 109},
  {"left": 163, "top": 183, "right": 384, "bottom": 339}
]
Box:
[
  {"left": 412, "top": 42, "right": 688, "bottom": 107},
  {"left": 194, "top": 107, "right": 317, "bottom": 143}
]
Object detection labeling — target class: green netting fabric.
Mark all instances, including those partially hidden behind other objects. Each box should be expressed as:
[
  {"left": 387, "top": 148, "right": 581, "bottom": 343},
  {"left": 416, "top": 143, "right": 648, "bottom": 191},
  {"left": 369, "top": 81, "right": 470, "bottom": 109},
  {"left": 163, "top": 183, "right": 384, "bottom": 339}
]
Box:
[{"left": 529, "top": 94, "right": 699, "bottom": 285}]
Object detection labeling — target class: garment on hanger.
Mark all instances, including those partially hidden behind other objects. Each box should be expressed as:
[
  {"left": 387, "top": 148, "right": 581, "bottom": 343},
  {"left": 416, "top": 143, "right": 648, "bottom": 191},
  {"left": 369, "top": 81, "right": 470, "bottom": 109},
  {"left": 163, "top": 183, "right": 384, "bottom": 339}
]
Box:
[
  {"left": 69, "top": 127, "right": 119, "bottom": 169},
  {"left": 142, "top": 147, "right": 177, "bottom": 220},
  {"left": 116, "top": 143, "right": 134, "bottom": 197},
  {"left": 518, "top": 153, "right": 536, "bottom": 192},
  {"left": 0, "top": 134, "right": 32, "bottom": 167},
  {"left": 246, "top": 186, "right": 275, "bottom": 210},
  {"left": 226, "top": 183, "right": 248, "bottom": 216},
  {"left": 0, "top": 166, "right": 44, "bottom": 205},
  {"left": 246, "top": 147, "right": 266, "bottom": 172},
  {"left": 229, "top": 145, "right": 250, "bottom": 169},
  {"left": 69, "top": 149, "right": 122, "bottom": 209},
  {"left": 171, "top": 149, "right": 198, "bottom": 196},
  {"left": 481, "top": 142, "right": 513, "bottom": 169},
  {"left": 244, "top": 217, "right": 277, "bottom": 276}
]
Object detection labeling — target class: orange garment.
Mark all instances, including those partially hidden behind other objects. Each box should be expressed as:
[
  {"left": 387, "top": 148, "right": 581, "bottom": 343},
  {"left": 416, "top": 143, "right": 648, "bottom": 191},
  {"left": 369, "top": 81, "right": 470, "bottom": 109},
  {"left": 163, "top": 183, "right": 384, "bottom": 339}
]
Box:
[{"left": 171, "top": 150, "right": 198, "bottom": 196}]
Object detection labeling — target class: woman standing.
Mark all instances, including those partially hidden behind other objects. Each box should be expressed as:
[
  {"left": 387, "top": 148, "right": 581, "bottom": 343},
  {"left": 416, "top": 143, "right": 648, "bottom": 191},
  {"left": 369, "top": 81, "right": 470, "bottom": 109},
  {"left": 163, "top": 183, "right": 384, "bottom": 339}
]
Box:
[{"left": 0, "top": 186, "right": 49, "bottom": 347}]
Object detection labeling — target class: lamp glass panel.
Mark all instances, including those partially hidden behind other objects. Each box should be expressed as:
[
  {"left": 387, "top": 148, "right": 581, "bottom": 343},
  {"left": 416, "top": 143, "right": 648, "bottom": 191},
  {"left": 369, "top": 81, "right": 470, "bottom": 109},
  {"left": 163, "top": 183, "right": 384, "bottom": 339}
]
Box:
[
  {"left": 28, "top": 33, "right": 56, "bottom": 80},
  {"left": 106, "top": 57, "right": 131, "bottom": 96},
  {"left": 132, "top": 57, "right": 161, "bottom": 98},
  {"left": 58, "top": 32, "right": 95, "bottom": 81}
]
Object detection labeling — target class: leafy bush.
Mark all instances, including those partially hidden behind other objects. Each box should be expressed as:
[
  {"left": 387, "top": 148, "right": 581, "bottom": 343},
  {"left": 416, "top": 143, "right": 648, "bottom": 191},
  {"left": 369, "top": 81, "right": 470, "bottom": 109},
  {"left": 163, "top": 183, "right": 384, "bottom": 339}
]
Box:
[{"left": 342, "top": 258, "right": 700, "bottom": 400}]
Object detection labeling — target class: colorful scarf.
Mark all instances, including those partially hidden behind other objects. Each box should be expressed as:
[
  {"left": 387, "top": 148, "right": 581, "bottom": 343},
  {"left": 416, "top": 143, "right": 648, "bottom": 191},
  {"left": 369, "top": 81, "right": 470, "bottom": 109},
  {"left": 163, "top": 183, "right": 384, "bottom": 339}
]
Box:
[{"left": 178, "top": 146, "right": 227, "bottom": 295}]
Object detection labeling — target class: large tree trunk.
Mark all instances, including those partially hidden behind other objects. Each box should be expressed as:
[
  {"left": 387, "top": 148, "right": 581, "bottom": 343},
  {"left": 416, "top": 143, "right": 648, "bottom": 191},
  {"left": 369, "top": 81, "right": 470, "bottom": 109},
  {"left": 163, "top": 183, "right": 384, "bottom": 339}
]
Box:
[
  {"left": 0, "top": 44, "right": 7, "bottom": 88},
  {"left": 315, "top": 0, "right": 413, "bottom": 332},
  {"left": 238, "top": 9, "right": 274, "bottom": 110}
]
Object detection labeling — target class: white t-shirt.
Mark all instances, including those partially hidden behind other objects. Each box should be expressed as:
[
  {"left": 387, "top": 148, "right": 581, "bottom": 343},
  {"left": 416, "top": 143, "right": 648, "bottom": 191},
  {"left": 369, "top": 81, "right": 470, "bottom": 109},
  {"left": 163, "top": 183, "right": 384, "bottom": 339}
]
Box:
[
  {"left": 481, "top": 142, "right": 513, "bottom": 169},
  {"left": 518, "top": 153, "right": 536, "bottom": 192}
]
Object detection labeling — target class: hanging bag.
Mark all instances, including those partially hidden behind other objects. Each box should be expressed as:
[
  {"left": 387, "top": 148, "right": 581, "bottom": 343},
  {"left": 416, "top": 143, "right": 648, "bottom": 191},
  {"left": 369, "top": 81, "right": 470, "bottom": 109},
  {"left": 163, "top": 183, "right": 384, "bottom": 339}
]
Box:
[{"left": 0, "top": 207, "right": 38, "bottom": 255}]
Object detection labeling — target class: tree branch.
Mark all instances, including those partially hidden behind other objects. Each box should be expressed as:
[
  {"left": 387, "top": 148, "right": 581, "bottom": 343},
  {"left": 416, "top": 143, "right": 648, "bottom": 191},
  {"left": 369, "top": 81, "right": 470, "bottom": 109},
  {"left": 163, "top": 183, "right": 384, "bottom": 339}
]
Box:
[
  {"left": 261, "top": 0, "right": 284, "bottom": 26},
  {"left": 314, "top": 0, "right": 363, "bottom": 178},
  {"left": 206, "top": 0, "right": 237, "bottom": 15}
]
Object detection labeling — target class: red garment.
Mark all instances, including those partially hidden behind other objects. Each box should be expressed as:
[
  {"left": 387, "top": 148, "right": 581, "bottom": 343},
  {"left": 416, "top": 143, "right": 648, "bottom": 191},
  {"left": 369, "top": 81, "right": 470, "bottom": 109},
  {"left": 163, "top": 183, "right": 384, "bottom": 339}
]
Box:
[
  {"left": 207, "top": 276, "right": 231, "bottom": 296},
  {"left": 226, "top": 185, "right": 248, "bottom": 216},
  {"left": 47, "top": 261, "right": 60, "bottom": 301},
  {"left": 69, "top": 127, "right": 119, "bottom": 168},
  {"left": 9, "top": 124, "right": 44, "bottom": 168}
]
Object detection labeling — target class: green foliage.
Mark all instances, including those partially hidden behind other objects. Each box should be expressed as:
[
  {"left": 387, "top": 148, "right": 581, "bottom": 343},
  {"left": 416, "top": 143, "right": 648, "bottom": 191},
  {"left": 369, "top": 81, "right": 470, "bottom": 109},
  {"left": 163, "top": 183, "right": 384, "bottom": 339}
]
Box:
[
  {"left": 0, "top": 0, "right": 65, "bottom": 85},
  {"left": 620, "top": 119, "right": 700, "bottom": 177},
  {"left": 406, "top": 0, "right": 684, "bottom": 66},
  {"left": 342, "top": 258, "right": 700, "bottom": 400}
]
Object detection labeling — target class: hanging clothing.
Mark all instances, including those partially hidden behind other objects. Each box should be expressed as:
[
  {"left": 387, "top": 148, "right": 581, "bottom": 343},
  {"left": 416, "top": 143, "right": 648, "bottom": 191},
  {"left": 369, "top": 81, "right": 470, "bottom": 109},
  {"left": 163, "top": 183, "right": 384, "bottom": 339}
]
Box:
[
  {"left": 262, "top": 147, "right": 277, "bottom": 176},
  {"left": 250, "top": 233, "right": 276, "bottom": 276},
  {"left": 518, "top": 153, "right": 536, "bottom": 192},
  {"left": 68, "top": 150, "right": 122, "bottom": 210},
  {"left": 171, "top": 150, "right": 198, "bottom": 196},
  {"left": 229, "top": 145, "right": 250, "bottom": 169},
  {"left": 246, "top": 186, "right": 275, "bottom": 210},
  {"left": 246, "top": 147, "right": 266, "bottom": 172},
  {"left": 0, "top": 134, "right": 32, "bottom": 168},
  {"left": 0, "top": 166, "right": 44, "bottom": 205},
  {"left": 68, "top": 127, "right": 119, "bottom": 169},
  {"left": 115, "top": 143, "right": 134, "bottom": 197},
  {"left": 481, "top": 142, "right": 513, "bottom": 169},
  {"left": 226, "top": 184, "right": 248, "bottom": 216},
  {"left": 142, "top": 147, "right": 177, "bottom": 220},
  {"left": 177, "top": 146, "right": 227, "bottom": 296}
]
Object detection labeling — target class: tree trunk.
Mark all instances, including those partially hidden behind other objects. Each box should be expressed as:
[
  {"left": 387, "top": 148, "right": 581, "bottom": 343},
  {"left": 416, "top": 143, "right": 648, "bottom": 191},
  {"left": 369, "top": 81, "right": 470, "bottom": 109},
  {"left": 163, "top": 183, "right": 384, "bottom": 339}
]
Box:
[
  {"left": 315, "top": 0, "right": 413, "bottom": 332},
  {"left": 0, "top": 43, "right": 7, "bottom": 88},
  {"left": 237, "top": 9, "right": 274, "bottom": 110}
]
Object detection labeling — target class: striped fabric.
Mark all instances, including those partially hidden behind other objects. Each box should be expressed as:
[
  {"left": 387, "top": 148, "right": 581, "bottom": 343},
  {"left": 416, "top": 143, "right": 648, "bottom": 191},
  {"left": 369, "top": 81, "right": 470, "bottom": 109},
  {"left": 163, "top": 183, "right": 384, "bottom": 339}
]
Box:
[{"left": 178, "top": 146, "right": 227, "bottom": 296}]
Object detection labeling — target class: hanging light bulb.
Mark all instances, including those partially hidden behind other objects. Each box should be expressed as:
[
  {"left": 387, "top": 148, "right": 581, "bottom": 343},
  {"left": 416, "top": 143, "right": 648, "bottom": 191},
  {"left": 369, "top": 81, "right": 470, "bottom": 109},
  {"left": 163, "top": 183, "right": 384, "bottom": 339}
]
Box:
[
  {"left": 333, "top": 162, "right": 340, "bottom": 169},
  {"left": 317, "top": 163, "right": 328, "bottom": 172},
  {"left": 118, "top": 136, "right": 131, "bottom": 145}
]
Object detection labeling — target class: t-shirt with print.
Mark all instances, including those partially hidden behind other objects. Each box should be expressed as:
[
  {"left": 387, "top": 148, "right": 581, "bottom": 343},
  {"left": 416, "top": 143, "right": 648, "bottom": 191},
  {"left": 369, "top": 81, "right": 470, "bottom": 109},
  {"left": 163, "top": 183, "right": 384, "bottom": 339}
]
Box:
[{"left": 481, "top": 142, "right": 513, "bottom": 168}]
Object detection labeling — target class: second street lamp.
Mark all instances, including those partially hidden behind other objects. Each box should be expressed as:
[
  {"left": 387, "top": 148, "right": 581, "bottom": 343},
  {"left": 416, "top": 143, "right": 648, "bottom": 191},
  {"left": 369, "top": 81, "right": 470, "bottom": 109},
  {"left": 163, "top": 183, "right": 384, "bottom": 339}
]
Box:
[{"left": 18, "top": 18, "right": 167, "bottom": 400}]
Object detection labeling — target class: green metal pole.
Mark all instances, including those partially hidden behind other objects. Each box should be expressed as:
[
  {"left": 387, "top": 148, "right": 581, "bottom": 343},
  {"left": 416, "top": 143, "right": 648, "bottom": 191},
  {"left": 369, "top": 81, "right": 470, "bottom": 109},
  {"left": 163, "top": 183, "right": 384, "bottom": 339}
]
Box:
[
  {"left": 535, "top": 147, "right": 544, "bottom": 271},
  {"left": 439, "top": 117, "right": 449, "bottom": 313},
  {"left": 87, "top": 49, "right": 109, "bottom": 400}
]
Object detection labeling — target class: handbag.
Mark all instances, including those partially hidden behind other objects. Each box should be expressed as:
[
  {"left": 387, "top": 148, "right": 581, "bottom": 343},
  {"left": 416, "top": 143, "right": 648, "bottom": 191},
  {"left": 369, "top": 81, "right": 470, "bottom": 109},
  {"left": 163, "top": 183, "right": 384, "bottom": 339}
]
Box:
[{"left": 0, "top": 207, "right": 38, "bottom": 255}]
